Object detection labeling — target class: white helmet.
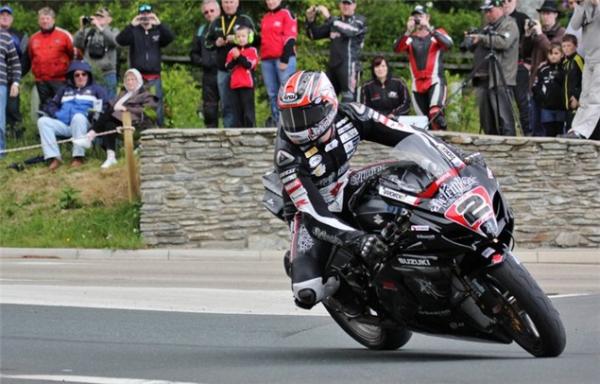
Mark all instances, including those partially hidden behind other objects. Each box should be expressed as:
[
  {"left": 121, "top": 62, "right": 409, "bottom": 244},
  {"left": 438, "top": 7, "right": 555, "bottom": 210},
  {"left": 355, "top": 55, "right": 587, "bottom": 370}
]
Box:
[{"left": 277, "top": 71, "right": 338, "bottom": 145}]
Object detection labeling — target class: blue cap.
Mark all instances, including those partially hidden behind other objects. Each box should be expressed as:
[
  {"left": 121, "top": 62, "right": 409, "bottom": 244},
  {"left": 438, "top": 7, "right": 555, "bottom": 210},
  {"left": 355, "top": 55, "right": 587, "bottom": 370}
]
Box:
[{"left": 0, "top": 5, "right": 13, "bottom": 14}]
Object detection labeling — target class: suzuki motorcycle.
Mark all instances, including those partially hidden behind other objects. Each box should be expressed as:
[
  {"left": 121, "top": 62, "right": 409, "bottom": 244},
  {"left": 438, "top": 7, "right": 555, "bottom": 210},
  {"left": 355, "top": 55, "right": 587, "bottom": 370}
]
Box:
[{"left": 262, "top": 133, "right": 566, "bottom": 357}]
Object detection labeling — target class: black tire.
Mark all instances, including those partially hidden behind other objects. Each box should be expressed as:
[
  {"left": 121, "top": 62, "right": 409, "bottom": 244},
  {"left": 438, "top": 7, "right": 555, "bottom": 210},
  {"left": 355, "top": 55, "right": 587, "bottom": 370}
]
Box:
[
  {"left": 486, "top": 254, "right": 566, "bottom": 357},
  {"left": 323, "top": 301, "right": 412, "bottom": 350}
]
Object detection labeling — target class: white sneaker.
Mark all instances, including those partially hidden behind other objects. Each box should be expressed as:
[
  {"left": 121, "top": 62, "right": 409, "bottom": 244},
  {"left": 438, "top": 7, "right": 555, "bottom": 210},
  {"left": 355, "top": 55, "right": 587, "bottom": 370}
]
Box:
[{"left": 100, "top": 157, "right": 118, "bottom": 169}]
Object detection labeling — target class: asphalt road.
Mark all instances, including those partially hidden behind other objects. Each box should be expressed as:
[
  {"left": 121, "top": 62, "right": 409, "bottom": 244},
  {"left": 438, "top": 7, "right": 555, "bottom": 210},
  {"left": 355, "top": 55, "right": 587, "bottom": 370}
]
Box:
[{"left": 1, "top": 259, "right": 599, "bottom": 384}]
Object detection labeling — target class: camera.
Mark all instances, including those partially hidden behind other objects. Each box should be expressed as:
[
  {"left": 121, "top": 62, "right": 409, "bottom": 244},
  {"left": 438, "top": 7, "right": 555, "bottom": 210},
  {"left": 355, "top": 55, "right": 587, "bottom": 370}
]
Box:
[
  {"left": 459, "top": 27, "right": 481, "bottom": 52},
  {"left": 82, "top": 16, "right": 92, "bottom": 25},
  {"left": 139, "top": 16, "right": 148, "bottom": 22},
  {"left": 414, "top": 18, "right": 421, "bottom": 25},
  {"left": 526, "top": 19, "right": 537, "bottom": 30}
]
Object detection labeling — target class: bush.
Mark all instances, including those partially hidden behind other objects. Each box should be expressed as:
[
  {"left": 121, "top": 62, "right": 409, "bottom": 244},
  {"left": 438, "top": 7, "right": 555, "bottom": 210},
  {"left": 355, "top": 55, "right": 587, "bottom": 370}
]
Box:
[{"left": 162, "top": 63, "right": 203, "bottom": 128}]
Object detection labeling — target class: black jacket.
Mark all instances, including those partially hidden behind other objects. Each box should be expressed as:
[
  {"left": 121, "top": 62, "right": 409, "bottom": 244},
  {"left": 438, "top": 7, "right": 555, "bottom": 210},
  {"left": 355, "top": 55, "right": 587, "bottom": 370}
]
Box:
[
  {"left": 190, "top": 23, "right": 218, "bottom": 74},
  {"left": 204, "top": 11, "right": 257, "bottom": 71},
  {"left": 307, "top": 14, "right": 367, "bottom": 69},
  {"left": 563, "top": 53, "right": 584, "bottom": 110},
  {"left": 532, "top": 62, "right": 565, "bottom": 110},
  {"left": 116, "top": 24, "right": 175, "bottom": 75},
  {"left": 274, "top": 103, "right": 415, "bottom": 246},
  {"left": 361, "top": 74, "right": 410, "bottom": 118}
]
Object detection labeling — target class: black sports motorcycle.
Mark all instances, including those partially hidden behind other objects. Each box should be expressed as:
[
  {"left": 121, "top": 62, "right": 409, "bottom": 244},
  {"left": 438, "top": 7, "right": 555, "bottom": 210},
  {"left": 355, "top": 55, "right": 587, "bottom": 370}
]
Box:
[{"left": 262, "top": 133, "right": 566, "bottom": 357}]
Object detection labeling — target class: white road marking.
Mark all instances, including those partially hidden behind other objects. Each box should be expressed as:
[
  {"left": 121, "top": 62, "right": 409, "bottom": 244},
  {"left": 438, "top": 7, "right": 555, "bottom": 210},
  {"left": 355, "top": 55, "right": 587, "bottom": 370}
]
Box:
[
  {"left": 0, "top": 374, "right": 202, "bottom": 384},
  {"left": 548, "top": 293, "right": 591, "bottom": 299},
  {"left": 0, "top": 284, "right": 329, "bottom": 316},
  {"left": 0, "top": 284, "right": 588, "bottom": 317}
]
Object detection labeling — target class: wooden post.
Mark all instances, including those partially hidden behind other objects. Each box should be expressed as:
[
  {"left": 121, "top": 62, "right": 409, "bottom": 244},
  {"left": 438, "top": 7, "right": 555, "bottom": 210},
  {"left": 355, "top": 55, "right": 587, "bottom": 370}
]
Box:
[{"left": 122, "top": 111, "right": 140, "bottom": 201}]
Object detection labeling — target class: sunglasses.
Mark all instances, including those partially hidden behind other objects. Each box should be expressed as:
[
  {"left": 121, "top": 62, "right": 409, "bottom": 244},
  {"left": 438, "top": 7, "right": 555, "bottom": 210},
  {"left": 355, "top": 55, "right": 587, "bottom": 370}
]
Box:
[
  {"left": 74, "top": 72, "right": 88, "bottom": 78},
  {"left": 203, "top": 9, "right": 216, "bottom": 15},
  {"left": 139, "top": 5, "right": 152, "bottom": 13}
]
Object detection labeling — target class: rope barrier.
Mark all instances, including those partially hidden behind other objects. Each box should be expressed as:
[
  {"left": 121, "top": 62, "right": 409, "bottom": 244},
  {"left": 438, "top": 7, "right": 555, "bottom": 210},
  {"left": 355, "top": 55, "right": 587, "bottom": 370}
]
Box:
[{"left": 0, "top": 126, "right": 135, "bottom": 155}]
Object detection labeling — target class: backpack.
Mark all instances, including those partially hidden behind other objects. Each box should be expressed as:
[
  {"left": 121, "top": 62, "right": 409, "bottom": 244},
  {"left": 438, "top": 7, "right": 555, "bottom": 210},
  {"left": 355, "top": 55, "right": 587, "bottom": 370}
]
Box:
[{"left": 85, "top": 29, "right": 107, "bottom": 59}]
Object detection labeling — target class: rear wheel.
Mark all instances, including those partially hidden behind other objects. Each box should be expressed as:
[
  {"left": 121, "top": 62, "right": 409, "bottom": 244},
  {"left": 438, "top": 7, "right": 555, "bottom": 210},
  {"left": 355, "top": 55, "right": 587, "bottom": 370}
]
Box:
[
  {"left": 323, "top": 299, "right": 412, "bottom": 350},
  {"left": 485, "top": 254, "right": 566, "bottom": 357}
]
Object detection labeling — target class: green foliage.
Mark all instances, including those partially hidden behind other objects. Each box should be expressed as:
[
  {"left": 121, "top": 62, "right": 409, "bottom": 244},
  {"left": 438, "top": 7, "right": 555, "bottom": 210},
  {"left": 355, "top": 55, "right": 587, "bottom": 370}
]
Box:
[
  {"left": 444, "top": 71, "right": 481, "bottom": 134},
  {"left": 161, "top": 63, "right": 203, "bottom": 128},
  {"left": 58, "top": 187, "right": 83, "bottom": 210}
]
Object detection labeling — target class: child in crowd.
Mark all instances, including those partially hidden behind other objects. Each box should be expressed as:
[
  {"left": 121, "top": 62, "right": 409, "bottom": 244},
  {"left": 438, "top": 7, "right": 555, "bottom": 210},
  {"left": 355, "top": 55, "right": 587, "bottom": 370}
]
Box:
[
  {"left": 561, "top": 34, "right": 584, "bottom": 131},
  {"left": 87, "top": 68, "right": 158, "bottom": 169},
  {"left": 532, "top": 43, "right": 567, "bottom": 137},
  {"left": 225, "top": 26, "right": 258, "bottom": 128}
]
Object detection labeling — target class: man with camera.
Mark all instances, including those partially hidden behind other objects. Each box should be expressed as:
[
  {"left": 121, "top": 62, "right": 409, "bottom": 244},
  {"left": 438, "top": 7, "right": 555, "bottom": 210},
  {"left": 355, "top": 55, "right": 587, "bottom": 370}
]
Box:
[
  {"left": 306, "top": 0, "right": 366, "bottom": 103},
  {"left": 467, "top": 0, "right": 519, "bottom": 136},
  {"left": 116, "top": 4, "right": 175, "bottom": 126},
  {"left": 190, "top": 0, "right": 221, "bottom": 128},
  {"left": 394, "top": 4, "right": 452, "bottom": 130},
  {"left": 567, "top": 0, "right": 600, "bottom": 139},
  {"left": 74, "top": 7, "right": 119, "bottom": 99}
]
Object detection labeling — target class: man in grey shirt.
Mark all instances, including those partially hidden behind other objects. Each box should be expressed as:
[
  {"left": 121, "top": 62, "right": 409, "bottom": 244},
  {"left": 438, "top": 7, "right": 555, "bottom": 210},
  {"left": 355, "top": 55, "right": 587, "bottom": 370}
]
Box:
[
  {"left": 568, "top": 0, "right": 600, "bottom": 139},
  {"left": 74, "top": 7, "right": 119, "bottom": 99}
]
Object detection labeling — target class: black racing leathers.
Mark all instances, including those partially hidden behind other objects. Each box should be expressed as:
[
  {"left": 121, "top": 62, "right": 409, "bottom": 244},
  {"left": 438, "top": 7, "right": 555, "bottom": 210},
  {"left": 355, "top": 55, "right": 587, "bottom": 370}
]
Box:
[
  {"left": 307, "top": 15, "right": 366, "bottom": 101},
  {"left": 274, "top": 103, "right": 416, "bottom": 306}
]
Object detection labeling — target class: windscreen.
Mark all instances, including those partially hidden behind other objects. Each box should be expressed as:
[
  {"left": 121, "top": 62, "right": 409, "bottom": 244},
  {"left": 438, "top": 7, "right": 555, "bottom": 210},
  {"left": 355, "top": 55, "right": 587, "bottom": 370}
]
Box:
[{"left": 384, "top": 134, "right": 458, "bottom": 194}]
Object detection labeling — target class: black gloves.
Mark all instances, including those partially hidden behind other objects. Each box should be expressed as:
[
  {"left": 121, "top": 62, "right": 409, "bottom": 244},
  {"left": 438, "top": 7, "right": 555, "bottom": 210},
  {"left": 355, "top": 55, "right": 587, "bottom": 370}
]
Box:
[{"left": 353, "top": 234, "right": 389, "bottom": 266}]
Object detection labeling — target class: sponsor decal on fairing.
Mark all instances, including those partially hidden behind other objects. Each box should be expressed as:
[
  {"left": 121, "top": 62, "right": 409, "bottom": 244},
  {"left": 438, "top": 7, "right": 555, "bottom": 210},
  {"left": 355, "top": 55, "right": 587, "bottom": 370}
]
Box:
[{"left": 429, "top": 176, "right": 478, "bottom": 212}]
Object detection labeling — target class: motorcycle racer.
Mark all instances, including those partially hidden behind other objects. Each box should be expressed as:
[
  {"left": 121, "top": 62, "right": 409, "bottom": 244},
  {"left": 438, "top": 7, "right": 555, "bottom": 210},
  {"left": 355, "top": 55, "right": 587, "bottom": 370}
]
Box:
[{"left": 274, "top": 70, "right": 420, "bottom": 310}]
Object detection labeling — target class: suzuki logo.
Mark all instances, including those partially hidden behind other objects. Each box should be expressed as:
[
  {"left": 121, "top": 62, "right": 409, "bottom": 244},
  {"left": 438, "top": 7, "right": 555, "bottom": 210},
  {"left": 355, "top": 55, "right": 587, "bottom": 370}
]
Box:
[{"left": 397, "top": 257, "right": 431, "bottom": 266}]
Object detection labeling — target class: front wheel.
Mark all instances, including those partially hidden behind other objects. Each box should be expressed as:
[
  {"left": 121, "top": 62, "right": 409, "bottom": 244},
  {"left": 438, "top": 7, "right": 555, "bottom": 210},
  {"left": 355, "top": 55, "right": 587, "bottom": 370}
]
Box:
[
  {"left": 485, "top": 254, "right": 566, "bottom": 357},
  {"left": 323, "top": 299, "right": 412, "bottom": 350}
]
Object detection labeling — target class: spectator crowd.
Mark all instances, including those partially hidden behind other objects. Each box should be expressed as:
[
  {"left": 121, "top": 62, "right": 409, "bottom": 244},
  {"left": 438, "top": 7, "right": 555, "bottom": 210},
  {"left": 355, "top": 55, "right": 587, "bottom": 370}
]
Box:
[{"left": 0, "top": 0, "right": 598, "bottom": 169}]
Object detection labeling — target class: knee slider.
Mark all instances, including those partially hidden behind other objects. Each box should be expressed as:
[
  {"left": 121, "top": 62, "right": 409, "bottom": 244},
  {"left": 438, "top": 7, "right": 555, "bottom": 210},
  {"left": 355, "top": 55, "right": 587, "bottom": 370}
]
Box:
[{"left": 296, "top": 288, "right": 317, "bottom": 309}]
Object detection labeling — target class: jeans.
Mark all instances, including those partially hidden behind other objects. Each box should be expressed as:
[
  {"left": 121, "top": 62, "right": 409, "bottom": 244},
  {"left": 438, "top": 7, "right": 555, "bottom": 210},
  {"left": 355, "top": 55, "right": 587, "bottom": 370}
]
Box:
[
  {"left": 38, "top": 113, "right": 89, "bottom": 160},
  {"left": 145, "top": 78, "right": 164, "bottom": 126},
  {"left": 261, "top": 56, "right": 297, "bottom": 122},
  {"left": 217, "top": 70, "right": 235, "bottom": 128},
  {"left": 103, "top": 72, "right": 118, "bottom": 101},
  {"left": 0, "top": 85, "right": 6, "bottom": 157}
]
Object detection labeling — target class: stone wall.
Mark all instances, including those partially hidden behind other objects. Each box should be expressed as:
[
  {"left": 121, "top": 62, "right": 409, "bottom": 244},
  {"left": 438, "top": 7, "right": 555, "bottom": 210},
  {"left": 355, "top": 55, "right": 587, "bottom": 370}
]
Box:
[{"left": 139, "top": 129, "right": 600, "bottom": 249}]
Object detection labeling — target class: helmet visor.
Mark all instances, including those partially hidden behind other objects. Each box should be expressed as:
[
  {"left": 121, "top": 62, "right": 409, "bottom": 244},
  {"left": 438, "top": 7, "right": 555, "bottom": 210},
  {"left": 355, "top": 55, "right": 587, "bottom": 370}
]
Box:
[{"left": 279, "top": 103, "right": 332, "bottom": 133}]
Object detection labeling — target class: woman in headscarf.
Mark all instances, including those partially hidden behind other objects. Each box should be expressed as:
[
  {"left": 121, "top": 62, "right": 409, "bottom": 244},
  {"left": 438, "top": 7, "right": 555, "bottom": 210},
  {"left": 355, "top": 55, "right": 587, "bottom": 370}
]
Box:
[{"left": 88, "top": 68, "right": 158, "bottom": 168}]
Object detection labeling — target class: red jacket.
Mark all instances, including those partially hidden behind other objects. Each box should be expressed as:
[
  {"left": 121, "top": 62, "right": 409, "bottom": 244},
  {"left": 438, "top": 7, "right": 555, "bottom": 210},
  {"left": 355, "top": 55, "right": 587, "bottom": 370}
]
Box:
[
  {"left": 260, "top": 7, "right": 297, "bottom": 61},
  {"left": 28, "top": 27, "right": 73, "bottom": 81},
  {"left": 225, "top": 46, "right": 259, "bottom": 89}
]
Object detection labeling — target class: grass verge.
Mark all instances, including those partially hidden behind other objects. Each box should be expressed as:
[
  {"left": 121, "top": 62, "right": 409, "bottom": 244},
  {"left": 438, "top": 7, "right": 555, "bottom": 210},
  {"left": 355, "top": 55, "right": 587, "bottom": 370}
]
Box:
[{"left": 0, "top": 145, "right": 144, "bottom": 249}]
